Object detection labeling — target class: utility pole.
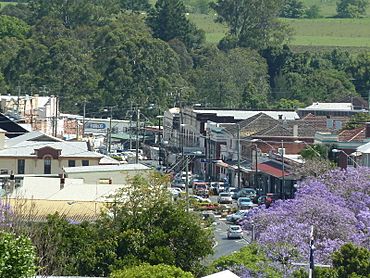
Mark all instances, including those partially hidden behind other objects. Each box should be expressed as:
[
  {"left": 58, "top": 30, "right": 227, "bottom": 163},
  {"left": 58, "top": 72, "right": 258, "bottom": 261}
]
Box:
[
  {"left": 207, "top": 130, "right": 211, "bottom": 185},
  {"left": 254, "top": 144, "right": 258, "bottom": 188},
  {"left": 82, "top": 100, "right": 86, "bottom": 138},
  {"left": 281, "top": 140, "right": 285, "bottom": 199},
  {"left": 309, "top": 225, "right": 315, "bottom": 278},
  {"left": 54, "top": 95, "right": 59, "bottom": 137},
  {"left": 185, "top": 155, "right": 189, "bottom": 213},
  {"left": 237, "top": 123, "right": 241, "bottom": 189},
  {"left": 108, "top": 106, "right": 113, "bottom": 154},
  {"left": 135, "top": 108, "right": 140, "bottom": 164}
]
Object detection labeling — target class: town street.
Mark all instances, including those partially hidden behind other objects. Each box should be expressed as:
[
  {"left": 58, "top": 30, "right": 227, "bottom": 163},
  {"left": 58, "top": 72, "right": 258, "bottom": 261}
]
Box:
[{"left": 210, "top": 217, "right": 250, "bottom": 260}]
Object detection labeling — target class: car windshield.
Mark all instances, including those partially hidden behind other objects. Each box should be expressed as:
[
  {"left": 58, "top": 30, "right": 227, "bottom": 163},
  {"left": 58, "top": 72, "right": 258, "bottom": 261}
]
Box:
[
  {"left": 220, "top": 193, "right": 230, "bottom": 197},
  {"left": 240, "top": 198, "right": 251, "bottom": 202},
  {"left": 230, "top": 226, "right": 241, "bottom": 231},
  {"left": 245, "top": 189, "right": 256, "bottom": 194}
]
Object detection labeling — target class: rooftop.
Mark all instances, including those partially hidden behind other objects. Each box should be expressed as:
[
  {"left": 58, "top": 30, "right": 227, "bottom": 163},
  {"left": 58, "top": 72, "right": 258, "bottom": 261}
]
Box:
[
  {"left": 63, "top": 163, "right": 150, "bottom": 173},
  {"left": 300, "top": 102, "right": 357, "bottom": 111},
  {"left": 193, "top": 109, "right": 299, "bottom": 121}
]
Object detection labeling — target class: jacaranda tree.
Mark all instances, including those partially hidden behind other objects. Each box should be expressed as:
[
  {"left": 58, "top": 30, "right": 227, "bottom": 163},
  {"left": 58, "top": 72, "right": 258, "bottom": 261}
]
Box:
[{"left": 239, "top": 167, "right": 370, "bottom": 275}]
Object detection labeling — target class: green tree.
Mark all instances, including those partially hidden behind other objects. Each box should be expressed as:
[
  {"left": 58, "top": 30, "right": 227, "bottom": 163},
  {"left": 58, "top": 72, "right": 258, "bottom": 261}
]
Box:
[
  {"left": 0, "top": 3, "right": 33, "bottom": 24},
  {"left": 332, "top": 243, "right": 370, "bottom": 278},
  {"left": 306, "top": 5, "right": 321, "bottom": 18},
  {"left": 111, "top": 263, "right": 194, "bottom": 278},
  {"left": 344, "top": 112, "right": 370, "bottom": 129},
  {"left": 28, "top": 0, "right": 120, "bottom": 28},
  {"left": 280, "top": 0, "right": 306, "bottom": 18},
  {"left": 0, "top": 232, "right": 36, "bottom": 278},
  {"left": 211, "top": 0, "right": 291, "bottom": 50},
  {"left": 299, "top": 144, "right": 328, "bottom": 159},
  {"left": 273, "top": 98, "right": 305, "bottom": 109},
  {"left": 99, "top": 173, "right": 213, "bottom": 274},
  {"left": 0, "top": 15, "right": 30, "bottom": 39},
  {"left": 94, "top": 14, "right": 190, "bottom": 115},
  {"left": 146, "top": 0, "right": 205, "bottom": 49},
  {"left": 120, "top": 0, "right": 151, "bottom": 11},
  {"left": 208, "top": 244, "right": 281, "bottom": 277},
  {"left": 32, "top": 214, "right": 117, "bottom": 277},
  {"left": 189, "top": 47, "right": 270, "bottom": 108},
  {"left": 336, "top": 0, "right": 368, "bottom": 18}
]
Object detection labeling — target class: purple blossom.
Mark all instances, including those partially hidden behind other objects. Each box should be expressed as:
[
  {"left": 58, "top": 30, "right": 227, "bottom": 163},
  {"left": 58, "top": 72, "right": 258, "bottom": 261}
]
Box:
[{"left": 240, "top": 167, "right": 370, "bottom": 270}]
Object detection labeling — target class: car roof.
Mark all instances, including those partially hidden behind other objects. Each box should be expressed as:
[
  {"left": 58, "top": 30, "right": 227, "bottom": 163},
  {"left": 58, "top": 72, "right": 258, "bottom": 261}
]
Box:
[{"left": 229, "top": 225, "right": 241, "bottom": 228}]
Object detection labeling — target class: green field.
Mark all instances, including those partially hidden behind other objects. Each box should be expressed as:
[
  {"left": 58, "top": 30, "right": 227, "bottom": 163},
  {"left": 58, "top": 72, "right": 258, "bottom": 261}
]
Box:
[
  {"left": 189, "top": 14, "right": 370, "bottom": 49},
  {"left": 0, "top": 2, "right": 16, "bottom": 9}
]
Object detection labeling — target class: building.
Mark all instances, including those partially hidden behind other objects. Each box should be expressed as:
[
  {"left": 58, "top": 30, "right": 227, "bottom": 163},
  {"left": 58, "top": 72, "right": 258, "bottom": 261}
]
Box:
[
  {"left": 297, "top": 102, "right": 368, "bottom": 118},
  {"left": 63, "top": 163, "right": 151, "bottom": 184},
  {"left": 0, "top": 131, "right": 106, "bottom": 176},
  {"left": 8, "top": 176, "right": 125, "bottom": 222}
]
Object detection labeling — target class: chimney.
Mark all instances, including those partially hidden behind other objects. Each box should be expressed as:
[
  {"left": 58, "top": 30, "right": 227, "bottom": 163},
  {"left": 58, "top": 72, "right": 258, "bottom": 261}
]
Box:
[
  {"left": 293, "top": 125, "right": 298, "bottom": 137},
  {"left": 366, "top": 123, "right": 370, "bottom": 138},
  {"left": 60, "top": 173, "right": 65, "bottom": 190},
  {"left": 0, "top": 128, "right": 6, "bottom": 150}
]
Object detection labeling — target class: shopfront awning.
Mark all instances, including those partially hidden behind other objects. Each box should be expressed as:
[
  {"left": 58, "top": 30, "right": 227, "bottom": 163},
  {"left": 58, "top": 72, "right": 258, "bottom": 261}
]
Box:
[
  {"left": 257, "top": 161, "right": 289, "bottom": 178},
  {"left": 215, "top": 160, "right": 229, "bottom": 168}
]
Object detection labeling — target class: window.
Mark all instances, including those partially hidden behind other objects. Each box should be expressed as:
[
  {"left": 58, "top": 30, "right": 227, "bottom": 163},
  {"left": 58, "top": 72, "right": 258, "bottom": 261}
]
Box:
[
  {"left": 44, "top": 157, "right": 51, "bottom": 174},
  {"left": 82, "top": 160, "right": 89, "bottom": 166},
  {"left": 68, "top": 160, "right": 76, "bottom": 167},
  {"left": 17, "top": 159, "right": 25, "bottom": 174}
]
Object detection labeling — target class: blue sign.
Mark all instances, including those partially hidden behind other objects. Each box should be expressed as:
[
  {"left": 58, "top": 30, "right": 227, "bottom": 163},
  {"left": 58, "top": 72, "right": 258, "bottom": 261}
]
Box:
[{"left": 86, "top": 123, "right": 106, "bottom": 129}]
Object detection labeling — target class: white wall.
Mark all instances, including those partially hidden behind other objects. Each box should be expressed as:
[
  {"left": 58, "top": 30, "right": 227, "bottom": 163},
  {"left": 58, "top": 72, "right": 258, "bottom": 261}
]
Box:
[{"left": 66, "top": 169, "right": 150, "bottom": 184}]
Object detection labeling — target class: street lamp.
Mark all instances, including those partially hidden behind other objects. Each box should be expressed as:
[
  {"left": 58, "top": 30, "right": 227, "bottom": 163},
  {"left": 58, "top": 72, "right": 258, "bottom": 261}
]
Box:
[
  {"left": 294, "top": 140, "right": 321, "bottom": 158},
  {"left": 332, "top": 149, "right": 360, "bottom": 167}
]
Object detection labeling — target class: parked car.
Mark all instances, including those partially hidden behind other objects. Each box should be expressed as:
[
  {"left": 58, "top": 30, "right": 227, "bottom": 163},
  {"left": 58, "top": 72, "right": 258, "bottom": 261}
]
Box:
[
  {"left": 227, "top": 187, "right": 239, "bottom": 199},
  {"left": 190, "top": 195, "right": 212, "bottom": 203},
  {"left": 227, "top": 225, "right": 243, "bottom": 239},
  {"left": 237, "top": 188, "right": 257, "bottom": 199},
  {"left": 193, "top": 182, "right": 209, "bottom": 197},
  {"left": 169, "top": 188, "right": 180, "bottom": 199},
  {"left": 226, "top": 210, "right": 248, "bottom": 223},
  {"left": 216, "top": 182, "right": 225, "bottom": 194},
  {"left": 237, "top": 197, "right": 254, "bottom": 209},
  {"left": 209, "top": 182, "right": 218, "bottom": 194},
  {"left": 218, "top": 192, "right": 233, "bottom": 204},
  {"left": 172, "top": 180, "right": 186, "bottom": 190}
]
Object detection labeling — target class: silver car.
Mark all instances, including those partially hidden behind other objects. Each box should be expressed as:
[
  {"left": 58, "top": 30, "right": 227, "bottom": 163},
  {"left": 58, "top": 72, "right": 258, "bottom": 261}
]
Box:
[
  {"left": 227, "top": 225, "right": 243, "bottom": 239},
  {"left": 218, "top": 192, "right": 233, "bottom": 204}
]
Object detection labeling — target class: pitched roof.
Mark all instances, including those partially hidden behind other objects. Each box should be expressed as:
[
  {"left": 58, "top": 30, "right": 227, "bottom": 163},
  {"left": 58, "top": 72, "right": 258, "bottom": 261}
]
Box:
[
  {"left": 0, "top": 113, "right": 28, "bottom": 138},
  {"left": 225, "top": 113, "right": 279, "bottom": 136},
  {"left": 6, "top": 131, "right": 62, "bottom": 147},
  {"left": 0, "top": 140, "right": 103, "bottom": 158},
  {"left": 338, "top": 126, "right": 366, "bottom": 142}
]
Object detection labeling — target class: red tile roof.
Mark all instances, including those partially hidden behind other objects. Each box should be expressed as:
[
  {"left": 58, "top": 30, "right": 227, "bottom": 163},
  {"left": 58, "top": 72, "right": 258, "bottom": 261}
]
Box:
[
  {"left": 257, "top": 161, "right": 289, "bottom": 178},
  {"left": 338, "top": 126, "right": 366, "bottom": 142}
]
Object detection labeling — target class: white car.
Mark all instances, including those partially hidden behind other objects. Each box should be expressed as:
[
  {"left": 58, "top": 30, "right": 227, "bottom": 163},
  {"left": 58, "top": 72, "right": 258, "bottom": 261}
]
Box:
[
  {"left": 227, "top": 225, "right": 243, "bottom": 239},
  {"left": 216, "top": 182, "right": 225, "bottom": 194},
  {"left": 218, "top": 192, "right": 233, "bottom": 204},
  {"left": 226, "top": 210, "right": 248, "bottom": 223},
  {"left": 190, "top": 195, "right": 212, "bottom": 203}
]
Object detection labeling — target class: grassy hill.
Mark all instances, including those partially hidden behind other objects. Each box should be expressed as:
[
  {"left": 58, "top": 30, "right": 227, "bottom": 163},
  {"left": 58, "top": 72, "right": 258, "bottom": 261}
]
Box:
[{"left": 189, "top": 13, "right": 370, "bottom": 50}]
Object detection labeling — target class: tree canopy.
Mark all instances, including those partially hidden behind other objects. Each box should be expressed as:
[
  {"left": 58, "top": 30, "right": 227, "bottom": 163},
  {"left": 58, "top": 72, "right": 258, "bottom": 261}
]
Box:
[
  {"left": 211, "top": 0, "right": 291, "bottom": 50},
  {"left": 111, "top": 263, "right": 194, "bottom": 278}
]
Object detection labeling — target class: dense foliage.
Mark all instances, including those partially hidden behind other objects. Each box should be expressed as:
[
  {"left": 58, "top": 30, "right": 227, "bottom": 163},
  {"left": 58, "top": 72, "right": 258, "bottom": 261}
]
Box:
[
  {"left": 24, "top": 173, "right": 212, "bottom": 277},
  {"left": 0, "top": 1, "right": 370, "bottom": 114},
  {"left": 239, "top": 167, "right": 370, "bottom": 276},
  {"left": 336, "top": 0, "right": 368, "bottom": 18},
  {"left": 111, "top": 263, "right": 194, "bottom": 278},
  {"left": 0, "top": 232, "right": 36, "bottom": 278}
]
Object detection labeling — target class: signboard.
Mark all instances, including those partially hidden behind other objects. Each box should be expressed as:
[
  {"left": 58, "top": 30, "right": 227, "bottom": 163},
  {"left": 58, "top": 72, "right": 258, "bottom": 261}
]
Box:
[{"left": 86, "top": 123, "right": 106, "bottom": 130}]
